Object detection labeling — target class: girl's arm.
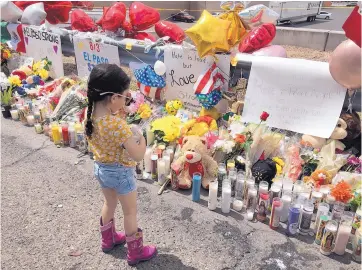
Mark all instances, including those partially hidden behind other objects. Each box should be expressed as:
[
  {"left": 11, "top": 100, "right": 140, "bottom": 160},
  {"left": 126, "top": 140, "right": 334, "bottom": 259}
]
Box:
[{"left": 123, "top": 135, "right": 146, "bottom": 162}]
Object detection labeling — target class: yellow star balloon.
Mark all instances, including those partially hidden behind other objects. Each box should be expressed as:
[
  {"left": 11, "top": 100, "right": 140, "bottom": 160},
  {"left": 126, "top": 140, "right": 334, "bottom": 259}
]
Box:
[{"left": 185, "top": 10, "right": 231, "bottom": 58}]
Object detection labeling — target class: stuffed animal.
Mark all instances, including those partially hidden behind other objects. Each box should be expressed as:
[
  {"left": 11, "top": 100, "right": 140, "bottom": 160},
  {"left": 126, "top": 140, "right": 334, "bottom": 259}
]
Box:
[
  {"left": 165, "top": 99, "right": 182, "bottom": 115},
  {"left": 340, "top": 110, "right": 361, "bottom": 155},
  {"left": 174, "top": 136, "right": 218, "bottom": 189},
  {"left": 181, "top": 116, "right": 218, "bottom": 137},
  {"left": 301, "top": 117, "right": 348, "bottom": 151}
]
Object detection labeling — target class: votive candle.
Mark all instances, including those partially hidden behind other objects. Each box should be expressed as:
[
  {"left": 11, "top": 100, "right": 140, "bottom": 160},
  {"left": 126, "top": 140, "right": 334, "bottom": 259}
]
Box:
[{"left": 10, "top": 109, "right": 19, "bottom": 120}]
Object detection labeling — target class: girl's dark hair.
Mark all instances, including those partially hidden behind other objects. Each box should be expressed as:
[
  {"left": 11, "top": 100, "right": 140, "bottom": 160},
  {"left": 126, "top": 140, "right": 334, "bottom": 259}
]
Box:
[{"left": 86, "top": 64, "right": 130, "bottom": 137}]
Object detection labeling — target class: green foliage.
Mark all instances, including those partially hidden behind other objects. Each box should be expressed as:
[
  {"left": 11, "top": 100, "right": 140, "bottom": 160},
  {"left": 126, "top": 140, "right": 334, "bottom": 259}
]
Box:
[{"left": 0, "top": 87, "right": 13, "bottom": 106}]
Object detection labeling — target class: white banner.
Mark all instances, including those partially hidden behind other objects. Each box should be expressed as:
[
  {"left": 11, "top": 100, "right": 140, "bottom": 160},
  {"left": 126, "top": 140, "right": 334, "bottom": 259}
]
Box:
[
  {"left": 23, "top": 26, "right": 64, "bottom": 78},
  {"left": 73, "top": 37, "right": 120, "bottom": 78},
  {"left": 242, "top": 56, "right": 346, "bottom": 138},
  {"left": 164, "top": 46, "right": 230, "bottom": 112}
]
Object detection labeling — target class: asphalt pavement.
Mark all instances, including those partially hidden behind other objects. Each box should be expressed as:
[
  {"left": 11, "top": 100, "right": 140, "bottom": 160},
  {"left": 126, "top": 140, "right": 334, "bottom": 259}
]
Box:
[{"left": 1, "top": 119, "right": 361, "bottom": 270}]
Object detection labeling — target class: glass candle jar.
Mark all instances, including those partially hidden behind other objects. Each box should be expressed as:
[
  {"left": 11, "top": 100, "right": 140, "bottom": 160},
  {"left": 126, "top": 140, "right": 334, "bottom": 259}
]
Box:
[{"left": 334, "top": 211, "right": 354, "bottom": 255}]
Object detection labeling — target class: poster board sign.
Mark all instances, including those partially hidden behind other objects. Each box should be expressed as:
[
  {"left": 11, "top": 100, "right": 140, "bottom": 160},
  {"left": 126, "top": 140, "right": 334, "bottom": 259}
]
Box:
[
  {"left": 73, "top": 37, "right": 121, "bottom": 78},
  {"left": 23, "top": 26, "right": 64, "bottom": 78},
  {"left": 164, "top": 46, "right": 230, "bottom": 112},
  {"left": 242, "top": 56, "right": 346, "bottom": 138}
]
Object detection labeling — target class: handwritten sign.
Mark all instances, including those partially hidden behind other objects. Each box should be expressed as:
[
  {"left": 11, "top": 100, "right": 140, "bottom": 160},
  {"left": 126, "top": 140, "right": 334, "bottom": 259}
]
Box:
[
  {"left": 242, "top": 56, "right": 346, "bottom": 138},
  {"left": 73, "top": 37, "right": 120, "bottom": 78},
  {"left": 23, "top": 26, "right": 63, "bottom": 78},
  {"left": 164, "top": 46, "right": 230, "bottom": 112}
]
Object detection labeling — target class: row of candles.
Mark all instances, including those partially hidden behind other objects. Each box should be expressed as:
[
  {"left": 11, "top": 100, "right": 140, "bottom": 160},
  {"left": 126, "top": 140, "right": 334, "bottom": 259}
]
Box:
[
  {"left": 208, "top": 163, "right": 361, "bottom": 261},
  {"left": 9, "top": 104, "right": 87, "bottom": 151}
]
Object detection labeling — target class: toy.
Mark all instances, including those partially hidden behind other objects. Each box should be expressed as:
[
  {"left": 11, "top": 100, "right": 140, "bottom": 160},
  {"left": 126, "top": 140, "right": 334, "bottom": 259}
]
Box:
[
  {"left": 340, "top": 111, "right": 361, "bottom": 155},
  {"left": 165, "top": 99, "right": 182, "bottom": 115},
  {"left": 174, "top": 136, "right": 218, "bottom": 189},
  {"left": 200, "top": 107, "right": 221, "bottom": 120},
  {"left": 182, "top": 116, "right": 218, "bottom": 137},
  {"left": 301, "top": 117, "right": 348, "bottom": 151}
]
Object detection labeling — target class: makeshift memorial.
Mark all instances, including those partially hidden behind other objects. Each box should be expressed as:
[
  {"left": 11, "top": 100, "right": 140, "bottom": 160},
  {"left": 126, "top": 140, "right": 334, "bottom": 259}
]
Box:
[
  {"left": 185, "top": 10, "right": 231, "bottom": 58},
  {"left": 174, "top": 136, "right": 218, "bottom": 189}
]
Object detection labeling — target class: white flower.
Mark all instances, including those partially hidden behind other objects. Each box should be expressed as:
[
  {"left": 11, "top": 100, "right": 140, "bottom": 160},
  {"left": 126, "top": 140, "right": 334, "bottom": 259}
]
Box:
[
  {"left": 223, "top": 141, "right": 236, "bottom": 154},
  {"left": 229, "top": 121, "right": 246, "bottom": 138}
]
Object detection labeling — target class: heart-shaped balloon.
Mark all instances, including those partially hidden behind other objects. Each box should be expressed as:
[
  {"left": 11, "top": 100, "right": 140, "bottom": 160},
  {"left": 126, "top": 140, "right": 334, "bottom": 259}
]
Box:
[
  {"left": 71, "top": 9, "right": 97, "bottom": 32},
  {"left": 95, "top": 6, "right": 109, "bottom": 26},
  {"left": 44, "top": 1, "right": 73, "bottom": 24},
  {"left": 102, "top": 2, "right": 126, "bottom": 32},
  {"left": 122, "top": 20, "right": 133, "bottom": 34},
  {"left": 238, "top": 23, "right": 276, "bottom": 53},
  {"left": 21, "top": 2, "right": 46, "bottom": 25},
  {"left": 129, "top": 2, "right": 160, "bottom": 31},
  {"left": 133, "top": 32, "right": 157, "bottom": 42},
  {"left": 155, "top": 21, "right": 185, "bottom": 44}
]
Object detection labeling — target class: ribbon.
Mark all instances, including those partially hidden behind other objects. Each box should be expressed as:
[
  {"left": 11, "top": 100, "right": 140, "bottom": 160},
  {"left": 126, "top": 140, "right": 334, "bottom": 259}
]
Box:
[{"left": 144, "top": 36, "right": 170, "bottom": 58}]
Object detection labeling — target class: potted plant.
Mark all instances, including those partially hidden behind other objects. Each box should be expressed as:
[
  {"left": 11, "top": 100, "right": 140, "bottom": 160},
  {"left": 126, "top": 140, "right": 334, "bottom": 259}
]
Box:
[{"left": 1, "top": 87, "right": 13, "bottom": 118}]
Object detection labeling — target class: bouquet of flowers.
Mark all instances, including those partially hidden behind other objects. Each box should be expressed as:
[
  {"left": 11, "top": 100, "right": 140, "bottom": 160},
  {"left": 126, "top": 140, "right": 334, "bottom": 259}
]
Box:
[
  {"left": 126, "top": 92, "right": 152, "bottom": 125},
  {"left": 151, "top": 115, "right": 181, "bottom": 145},
  {"left": 32, "top": 57, "right": 52, "bottom": 80}
]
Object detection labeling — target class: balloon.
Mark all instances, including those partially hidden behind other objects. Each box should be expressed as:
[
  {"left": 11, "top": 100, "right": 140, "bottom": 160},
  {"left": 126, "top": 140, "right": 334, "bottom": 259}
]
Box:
[
  {"left": 239, "top": 4, "right": 279, "bottom": 26},
  {"left": 44, "top": 1, "right": 73, "bottom": 24},
  {"left": 129, "top": 2, "right": 160, "bottom": 31},
  {"left": 342, "top": 6, "right": 361, "bottom": 48},
  {"left": 252, "top": 45, "right": 287, "bottom": 57},
  {"left": 21, "top": 2, "right": 46, "bottom": 26},
  {"left": 133, "top": 32, "right": 157, "bottom": 42},
  {"left": 71, "top": 1, "right": 94, "bottom": 10},
  {"left": 0, "top": 1, "right": 23, "bottom": 23},
  {"left": 185, "top": 10, "right": 231, "bottom": 58},
  {"left": 122, "top": 20, "right": 133, "bottom": 35},
  {"left": 154, "top": 60, "right": 166, "bottom": 76},
  {"left": 329, "top": 39, "right": 361, "bottom": 89},
  {"left": 95, "top": 7, "right": 109, "bottom": 26},
  {"left": 102, "top": 2, "right": 126, "bottom": 32},
  {"left": 71, "top": 9, "right": 97, "bottom": 32},
  {"left": 219, "top": 1, "right": 247, "bottom": 47},
  {"left": 155, "top": 21, "right": 185, "bottom": 44},
  {"left": 238, "top": 23, "right": 276, "bottom": 53}
]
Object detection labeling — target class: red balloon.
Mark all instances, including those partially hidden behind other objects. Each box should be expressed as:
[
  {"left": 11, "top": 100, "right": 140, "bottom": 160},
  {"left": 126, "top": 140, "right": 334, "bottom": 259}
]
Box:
[
  {"left": 239, "top": 23, "right": 276, "bottom": 53},
  {"left": 155, "top": 21, "right": 185, "bottom": 44},
  {"left": 129, "top": 2, "right": 160, "bottom": 31},
  {"left": 102, "top": 2, "right": 126, "bottom": 32},
  {"left": 96, "top": 7, "right": 109, "bottom": 26},
  {"left": 71, "top": 9, "right": 97, "bottom": 32},
  {"left": 71, "top": 1, "right": 94, "bottom": 10},
  {"left": 14, "top": 1, "right": 72, "bottom": 24},
  {"left": 133, "top": 32, "right": 157, "bottom": 42},
  {"left": 122, "top": 20, "right": 133, "bottom": 34}
]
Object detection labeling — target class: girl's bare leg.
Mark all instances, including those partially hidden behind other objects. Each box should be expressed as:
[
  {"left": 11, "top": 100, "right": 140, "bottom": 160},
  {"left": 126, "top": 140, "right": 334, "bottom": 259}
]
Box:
[
  {"left": 118, "top": 191, "right": 138, "bottom": 236},
  {"left": 101, "top": 188, "right": 118, "bottom": 224}
]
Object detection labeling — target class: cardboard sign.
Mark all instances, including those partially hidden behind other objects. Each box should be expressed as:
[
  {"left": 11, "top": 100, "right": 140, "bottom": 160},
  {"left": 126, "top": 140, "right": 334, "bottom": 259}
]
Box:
[
  {"left": 164, "top": 46, "right": 230, "bottom": 112},
  {"left": 23, "top": 25, "right": 64, "bottom": 78},
  {"left": 242, "top": 56, "right": 346, "bottom": 138},
  {"left": 73, "top": 37, "right": 120, "bottom": 78}
]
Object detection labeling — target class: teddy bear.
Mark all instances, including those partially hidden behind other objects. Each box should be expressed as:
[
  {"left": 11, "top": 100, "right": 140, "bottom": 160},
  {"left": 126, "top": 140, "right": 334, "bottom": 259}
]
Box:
[
  {"left": 173, "top": 135, "right": 218, "bottom": 189},
  {"left": 301, "top": 117, "right": 348, "bottom": 151}
]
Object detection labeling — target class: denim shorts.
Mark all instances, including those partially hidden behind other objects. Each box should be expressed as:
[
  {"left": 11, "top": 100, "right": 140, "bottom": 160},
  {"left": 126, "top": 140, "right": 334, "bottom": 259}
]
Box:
[{"left": 94, "top": 162, "right": 137, "bottom": 195}]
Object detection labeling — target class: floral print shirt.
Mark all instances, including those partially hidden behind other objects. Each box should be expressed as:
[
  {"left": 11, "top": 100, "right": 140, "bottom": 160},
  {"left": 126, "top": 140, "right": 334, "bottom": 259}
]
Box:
[{"left": 88, "top": 114, "right": 136, "bottom": 167}]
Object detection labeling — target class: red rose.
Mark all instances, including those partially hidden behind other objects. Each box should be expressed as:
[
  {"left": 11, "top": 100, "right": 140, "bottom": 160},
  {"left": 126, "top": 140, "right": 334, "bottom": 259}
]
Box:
[{"left": 260, "top": 111, "right": 269, "bottom": 121}]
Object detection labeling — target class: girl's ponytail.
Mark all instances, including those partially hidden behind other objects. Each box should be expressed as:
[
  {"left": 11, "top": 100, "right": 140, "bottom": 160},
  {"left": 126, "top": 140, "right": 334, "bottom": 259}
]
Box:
[{"left": 85, "top": 93, "right": 94, "bottom": 137}]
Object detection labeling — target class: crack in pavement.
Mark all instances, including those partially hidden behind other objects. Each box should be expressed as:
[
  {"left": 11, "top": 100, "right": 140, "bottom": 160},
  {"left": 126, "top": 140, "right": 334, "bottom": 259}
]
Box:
[{"left": 1, "top": 139, "right": 50, "bottom": 168}]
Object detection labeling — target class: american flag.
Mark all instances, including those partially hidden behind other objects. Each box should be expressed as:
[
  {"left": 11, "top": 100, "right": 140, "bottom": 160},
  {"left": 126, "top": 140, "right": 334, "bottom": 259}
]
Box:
[{"left": 194, "top": 63, "right": 225, "bottom": 95}]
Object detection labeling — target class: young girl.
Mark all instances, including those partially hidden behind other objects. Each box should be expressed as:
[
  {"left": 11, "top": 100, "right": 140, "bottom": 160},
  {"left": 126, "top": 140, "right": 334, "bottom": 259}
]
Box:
[{"left": 86, "top": 64, "right": 157, "bottom": 265}]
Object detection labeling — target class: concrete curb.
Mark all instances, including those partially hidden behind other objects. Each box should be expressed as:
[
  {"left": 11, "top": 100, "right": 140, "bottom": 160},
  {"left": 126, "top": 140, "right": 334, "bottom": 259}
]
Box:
[{"left": 274, "top": 27, "right": 346, "bottom": 51}]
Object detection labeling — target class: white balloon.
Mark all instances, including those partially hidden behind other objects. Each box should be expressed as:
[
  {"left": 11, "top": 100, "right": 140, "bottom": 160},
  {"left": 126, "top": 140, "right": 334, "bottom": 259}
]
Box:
[
  {"left": 0, "top": 1, "right": 23, "bottom": 23},
  {"left": 21, "top": 2, "right": 47, "bottom": 26},
  {"left": 154, "top": 60, "right": 166, "bottom": 76}
]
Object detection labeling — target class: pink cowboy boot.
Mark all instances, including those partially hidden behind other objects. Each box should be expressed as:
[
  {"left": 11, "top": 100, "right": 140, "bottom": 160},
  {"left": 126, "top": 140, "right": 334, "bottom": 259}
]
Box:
[
  {"left": 100, "top": 217, "right": 126, "bottom": 253},
  {"left": 126, "top": 228, "right": 157, "bottom": 265}
]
